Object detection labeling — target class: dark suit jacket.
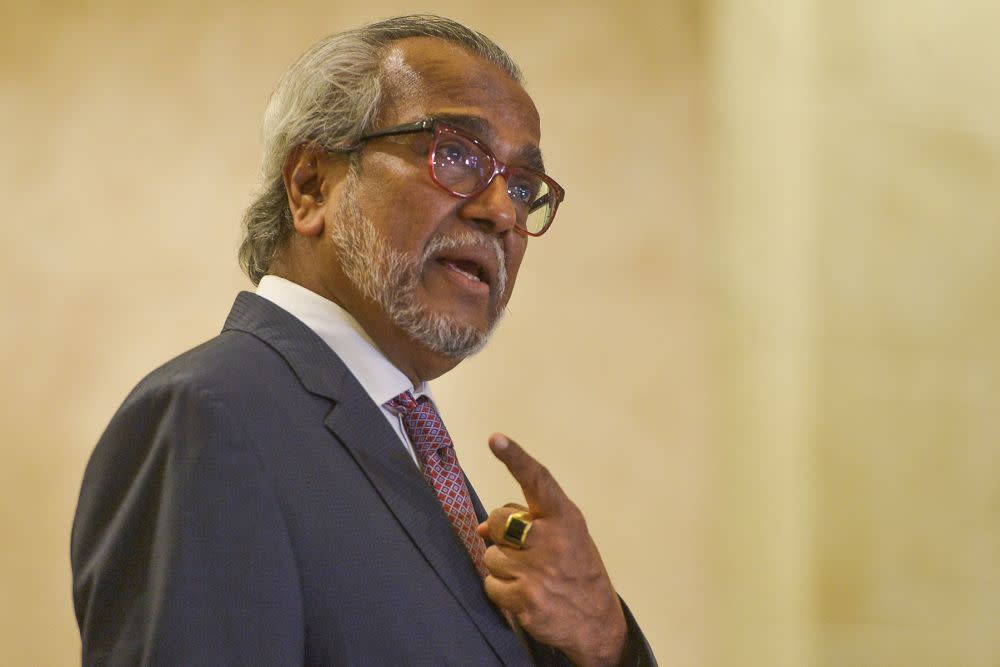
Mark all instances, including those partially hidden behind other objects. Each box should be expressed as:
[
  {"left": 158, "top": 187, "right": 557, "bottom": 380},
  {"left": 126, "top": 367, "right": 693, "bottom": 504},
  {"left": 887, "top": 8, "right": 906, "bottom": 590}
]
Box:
[{"left": 71, "top": 292, "right": 654, "bottom": 666}]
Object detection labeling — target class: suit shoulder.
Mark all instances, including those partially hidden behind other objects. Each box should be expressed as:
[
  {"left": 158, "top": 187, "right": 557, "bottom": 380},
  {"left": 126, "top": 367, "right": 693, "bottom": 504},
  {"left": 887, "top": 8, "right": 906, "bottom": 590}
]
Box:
[
  {"left": 125, "top": 328, "right": 288, "bottom": 406},
  {"left": 88, "top": 328, "right": 295, "bottom": 468}
]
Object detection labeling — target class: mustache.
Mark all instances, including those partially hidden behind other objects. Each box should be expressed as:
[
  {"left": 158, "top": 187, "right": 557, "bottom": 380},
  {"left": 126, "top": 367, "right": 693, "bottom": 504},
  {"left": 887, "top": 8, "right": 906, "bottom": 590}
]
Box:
[{"left": 422, "top": 230, "right": 507, "bottom": 296}]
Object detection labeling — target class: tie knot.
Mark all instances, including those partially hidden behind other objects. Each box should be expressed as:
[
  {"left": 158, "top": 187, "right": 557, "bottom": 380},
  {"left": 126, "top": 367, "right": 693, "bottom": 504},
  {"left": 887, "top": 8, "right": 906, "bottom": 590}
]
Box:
[
  {"left": 385, "top": 391, "right": 452, "bottom": 462},
  {"left": 385, "top": 390, "right": 419, "bottom": 415}
]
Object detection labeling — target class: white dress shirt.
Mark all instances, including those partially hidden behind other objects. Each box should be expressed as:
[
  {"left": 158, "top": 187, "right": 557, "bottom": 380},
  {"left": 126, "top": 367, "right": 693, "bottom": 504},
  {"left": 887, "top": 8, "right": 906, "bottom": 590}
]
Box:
[{"left": 255, "top": 275, "right": 430, "bottom": 466}]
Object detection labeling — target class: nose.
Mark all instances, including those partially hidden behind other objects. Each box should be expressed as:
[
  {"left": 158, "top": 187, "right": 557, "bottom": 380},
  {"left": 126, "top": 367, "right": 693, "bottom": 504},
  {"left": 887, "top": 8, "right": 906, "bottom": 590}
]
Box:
[{"left": 458, "top": 174, "right": 519, "bottom": 236}]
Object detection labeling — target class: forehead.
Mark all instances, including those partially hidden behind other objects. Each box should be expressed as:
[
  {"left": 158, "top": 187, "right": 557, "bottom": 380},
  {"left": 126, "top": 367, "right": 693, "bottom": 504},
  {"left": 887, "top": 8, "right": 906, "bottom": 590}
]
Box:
[{"left": 379, "top": 37, "right": 542, "bottom": 156}]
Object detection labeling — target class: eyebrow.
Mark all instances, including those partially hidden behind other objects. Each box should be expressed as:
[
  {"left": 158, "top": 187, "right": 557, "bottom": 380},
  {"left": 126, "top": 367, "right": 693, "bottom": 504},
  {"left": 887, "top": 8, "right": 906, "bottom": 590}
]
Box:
[{"left": 430, "top": 112, "right": 547, "bottom": 174}]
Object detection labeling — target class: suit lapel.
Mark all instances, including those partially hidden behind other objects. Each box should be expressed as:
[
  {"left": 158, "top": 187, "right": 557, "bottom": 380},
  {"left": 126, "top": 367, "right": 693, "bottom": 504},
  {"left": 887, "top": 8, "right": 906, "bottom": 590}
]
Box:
[
  {"left": 467, "top": 474, "right": 490, "bottom": 523},
  {"left": 224, "top": 292, "right": 530, "bottom": 666}
]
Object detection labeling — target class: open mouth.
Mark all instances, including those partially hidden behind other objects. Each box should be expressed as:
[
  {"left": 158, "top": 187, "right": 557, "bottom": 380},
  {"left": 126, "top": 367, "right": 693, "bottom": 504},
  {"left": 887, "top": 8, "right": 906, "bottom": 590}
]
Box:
[
  {"left": 438, "top": 258, "right": 488, "bottom": 284},
  {"left": 424, "top": 232, "right": 506, "bottom": 297}
]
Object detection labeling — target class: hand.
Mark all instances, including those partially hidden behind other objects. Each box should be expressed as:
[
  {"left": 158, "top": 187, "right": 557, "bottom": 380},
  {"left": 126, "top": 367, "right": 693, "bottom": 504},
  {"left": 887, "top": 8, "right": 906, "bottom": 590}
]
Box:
[{"left": 477, "top": 434, "right": 627, "bottom": 667}]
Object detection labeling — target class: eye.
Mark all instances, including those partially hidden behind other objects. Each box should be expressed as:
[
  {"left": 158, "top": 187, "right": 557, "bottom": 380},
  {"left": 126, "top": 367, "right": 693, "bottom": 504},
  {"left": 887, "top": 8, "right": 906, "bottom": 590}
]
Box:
[
  {"left": 435, "top": 138, "right": 472, "bottom": 167},
  {"left": 507, "top": 175, "right": 541, "bottom": 206}
]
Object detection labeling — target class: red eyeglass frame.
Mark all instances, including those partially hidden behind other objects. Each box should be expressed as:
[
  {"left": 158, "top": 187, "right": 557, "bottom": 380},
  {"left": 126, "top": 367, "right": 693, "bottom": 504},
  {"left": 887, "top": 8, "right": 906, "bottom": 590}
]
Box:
[{"left": 359, "top": 118, "right": 565, "bottom": 237}]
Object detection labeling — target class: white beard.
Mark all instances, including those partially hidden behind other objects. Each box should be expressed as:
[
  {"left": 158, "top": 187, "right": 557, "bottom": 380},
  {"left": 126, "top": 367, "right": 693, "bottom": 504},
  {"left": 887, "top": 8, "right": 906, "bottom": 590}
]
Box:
[{"left": 330, "top": 163, "right": 507, "bottom": 360}]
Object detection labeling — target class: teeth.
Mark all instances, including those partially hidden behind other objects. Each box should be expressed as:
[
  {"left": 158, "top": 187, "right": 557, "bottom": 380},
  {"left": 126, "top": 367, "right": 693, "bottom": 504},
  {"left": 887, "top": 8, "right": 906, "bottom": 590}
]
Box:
[
  {"left": 446, "top": 260, "right": 482, "bottom": 282},
  {"left": 456, "top": 267, "right": 481, "bottom": 282}
]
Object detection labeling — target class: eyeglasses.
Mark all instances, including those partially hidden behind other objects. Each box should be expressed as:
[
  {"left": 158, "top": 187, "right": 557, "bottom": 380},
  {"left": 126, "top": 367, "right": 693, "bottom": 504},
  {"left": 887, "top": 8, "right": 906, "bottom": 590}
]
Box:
[{"left": 359, "top": 119, "right": 565, "bottom": 237}]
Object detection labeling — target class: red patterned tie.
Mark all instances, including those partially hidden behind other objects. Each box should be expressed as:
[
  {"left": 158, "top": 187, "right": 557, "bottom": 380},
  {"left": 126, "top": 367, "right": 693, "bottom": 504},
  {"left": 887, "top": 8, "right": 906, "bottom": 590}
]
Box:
[{"left": 386, "top": 391, "right": 488, "bottom": 578}]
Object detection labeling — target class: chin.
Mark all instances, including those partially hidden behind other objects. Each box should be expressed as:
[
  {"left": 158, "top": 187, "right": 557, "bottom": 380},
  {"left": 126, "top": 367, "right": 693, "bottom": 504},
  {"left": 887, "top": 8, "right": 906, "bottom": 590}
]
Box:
[{"left": 393, "top": 305, "right": 503, "bottom": 360}]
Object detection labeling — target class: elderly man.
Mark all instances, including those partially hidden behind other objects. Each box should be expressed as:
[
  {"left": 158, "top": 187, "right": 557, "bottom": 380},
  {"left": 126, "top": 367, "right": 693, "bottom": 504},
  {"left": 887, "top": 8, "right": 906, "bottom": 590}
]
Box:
[{"left": 72, "top": 15, "right": 654, "bottom": 666}]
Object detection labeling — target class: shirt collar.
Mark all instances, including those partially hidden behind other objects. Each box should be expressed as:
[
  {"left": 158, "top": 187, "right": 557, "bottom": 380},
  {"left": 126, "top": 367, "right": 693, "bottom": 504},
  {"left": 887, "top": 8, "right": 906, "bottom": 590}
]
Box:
[{"left": 254, "top": 275, "right": 431, "bottom": 407}]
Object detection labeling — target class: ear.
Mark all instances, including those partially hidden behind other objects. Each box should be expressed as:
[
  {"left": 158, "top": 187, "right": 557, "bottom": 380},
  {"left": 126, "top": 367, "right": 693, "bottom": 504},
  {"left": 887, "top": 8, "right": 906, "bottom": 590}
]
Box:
[{"left": 282, "top": 145, "right": 330, "bottom": 237}]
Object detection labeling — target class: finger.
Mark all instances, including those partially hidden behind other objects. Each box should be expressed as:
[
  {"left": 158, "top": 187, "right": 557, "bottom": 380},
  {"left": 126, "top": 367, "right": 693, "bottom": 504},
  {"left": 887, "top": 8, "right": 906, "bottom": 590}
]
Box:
[
  {"left": 482, "top": 544, "right": 520, "bottom": 579},
  {"left": 488, "top": 433, "right": 567, "bottom": 513},
  {"left": 482, "top": 505, "right": 536, "bottom": 549},
  {"left": 477, "top": 502, "right": 528, "bottom": 539},
  {"left": 483, "top": 574, "right": 524, "bottom": 615}
]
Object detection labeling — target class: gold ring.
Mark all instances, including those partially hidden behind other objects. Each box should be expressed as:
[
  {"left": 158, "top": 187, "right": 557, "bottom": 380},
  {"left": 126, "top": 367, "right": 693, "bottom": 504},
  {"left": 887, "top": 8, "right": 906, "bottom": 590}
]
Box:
[{"left": 503, "top": 511, "right": 533, "bottom": 549}]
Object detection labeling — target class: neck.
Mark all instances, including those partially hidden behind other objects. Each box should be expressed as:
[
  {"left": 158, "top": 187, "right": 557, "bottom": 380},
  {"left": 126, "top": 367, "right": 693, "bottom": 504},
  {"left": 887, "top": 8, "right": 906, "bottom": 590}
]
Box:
[
  {"left": 268, "top": 260, "right": 462, "bottom": 386},
  {"left": 358, "top": 314, "right": 463, "bottom": 386}
]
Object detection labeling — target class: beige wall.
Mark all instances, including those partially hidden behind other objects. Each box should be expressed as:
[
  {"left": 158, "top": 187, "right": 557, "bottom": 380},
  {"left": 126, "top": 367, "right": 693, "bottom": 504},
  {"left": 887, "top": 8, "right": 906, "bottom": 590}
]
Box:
[
  {"left": 1, "top": 1, "right": 997, "bottom": 665},
  {"left": 813, "top": 2, "right": 1000, "bottom": 664},
  {"left": 707, "top": 1, "right": 1000, "bottom": 665}
]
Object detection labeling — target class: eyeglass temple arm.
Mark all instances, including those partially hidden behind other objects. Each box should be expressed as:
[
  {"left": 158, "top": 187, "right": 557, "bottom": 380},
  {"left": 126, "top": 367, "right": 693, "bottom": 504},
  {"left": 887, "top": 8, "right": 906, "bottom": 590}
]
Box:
[
  {"left": 359, "top": 119, "right": 434, "bottom": 141},
  {"left": 528, "top": 192, "right": 552, "bottom": 214}
]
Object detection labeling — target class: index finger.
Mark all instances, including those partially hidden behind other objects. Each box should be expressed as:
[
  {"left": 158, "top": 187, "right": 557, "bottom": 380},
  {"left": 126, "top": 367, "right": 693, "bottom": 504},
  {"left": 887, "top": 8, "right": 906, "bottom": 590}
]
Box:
[{"left": 488, "top": 433, "right": 567, "bottom": 514}]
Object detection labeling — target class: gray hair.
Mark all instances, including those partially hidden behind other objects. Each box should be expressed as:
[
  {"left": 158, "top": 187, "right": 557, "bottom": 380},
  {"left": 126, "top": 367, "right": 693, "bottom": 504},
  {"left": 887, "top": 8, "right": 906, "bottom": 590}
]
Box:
[{"left": 238, "top": 14, "right": 523, "bottom": 285}]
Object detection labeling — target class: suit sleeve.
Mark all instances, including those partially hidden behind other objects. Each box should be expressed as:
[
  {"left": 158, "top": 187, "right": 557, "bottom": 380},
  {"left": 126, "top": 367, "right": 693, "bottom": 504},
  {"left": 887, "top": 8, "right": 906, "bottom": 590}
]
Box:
[
  {"left": 616, "top": 597, "right": 659, "bottom": 667},
  {"left": 71, "top": 383, "right": 304, "bottom": 666}
]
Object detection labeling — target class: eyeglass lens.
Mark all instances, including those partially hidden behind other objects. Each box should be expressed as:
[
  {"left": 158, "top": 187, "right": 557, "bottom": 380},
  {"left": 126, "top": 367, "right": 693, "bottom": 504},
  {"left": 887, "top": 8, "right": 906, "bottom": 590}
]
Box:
[{"left": 431, "top": 132, "right": 555, "bottom": 235}]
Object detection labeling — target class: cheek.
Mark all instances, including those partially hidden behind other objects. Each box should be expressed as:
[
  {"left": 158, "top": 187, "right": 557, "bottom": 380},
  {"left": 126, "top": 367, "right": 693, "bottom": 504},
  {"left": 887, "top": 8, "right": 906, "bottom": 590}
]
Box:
[
  {"left": 355, "top": 186, "right": 425, "bottom": 250},
  {"left": 360, "top": 170, "right": 452, "bottom": 250},
  {"left": 502, "top": 241, "right": 528, "bottom": 298}
]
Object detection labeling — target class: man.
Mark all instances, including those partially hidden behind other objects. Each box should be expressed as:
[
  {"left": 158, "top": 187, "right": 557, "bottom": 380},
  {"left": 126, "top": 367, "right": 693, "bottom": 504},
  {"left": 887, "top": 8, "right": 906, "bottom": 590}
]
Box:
[{"left": 72, "top": 15, "right": 655, "bottom": 666}]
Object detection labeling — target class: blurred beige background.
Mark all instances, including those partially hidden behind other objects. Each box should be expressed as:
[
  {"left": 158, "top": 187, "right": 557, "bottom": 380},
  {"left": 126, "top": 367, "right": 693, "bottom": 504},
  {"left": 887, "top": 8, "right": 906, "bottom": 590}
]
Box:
[{"left": 1, "top": 1, "right": 997, "bottom": 665}]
